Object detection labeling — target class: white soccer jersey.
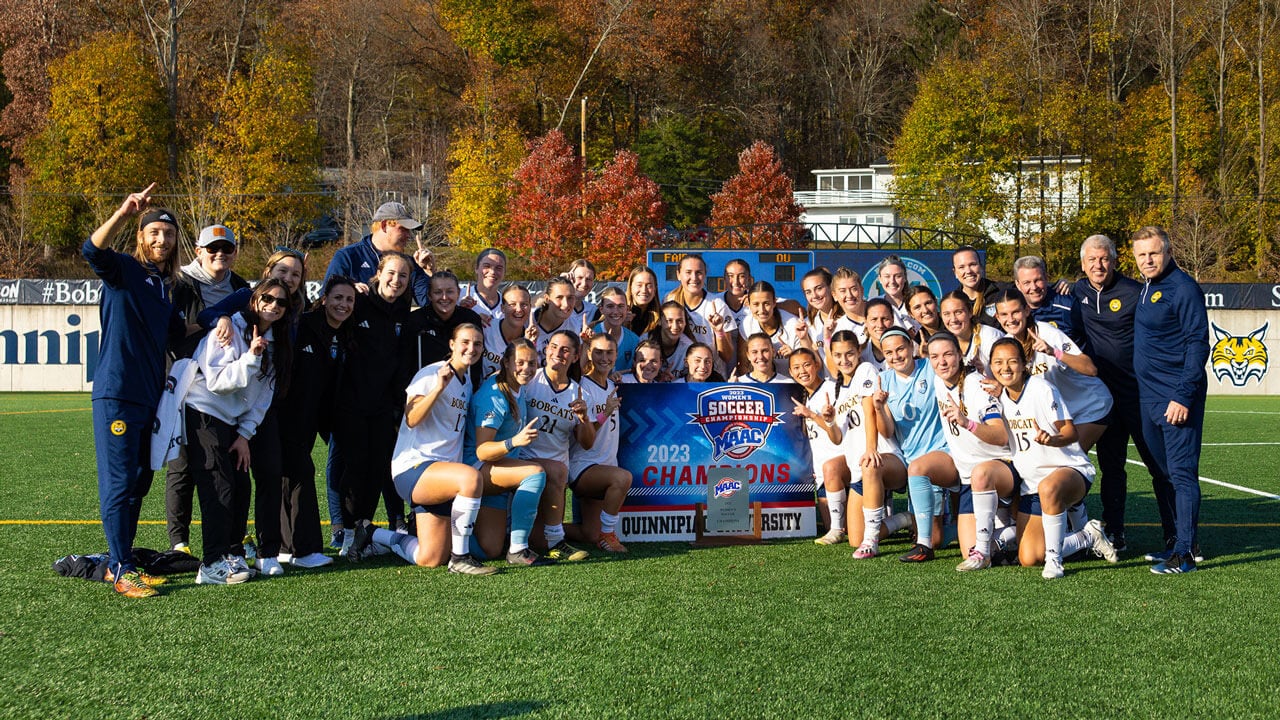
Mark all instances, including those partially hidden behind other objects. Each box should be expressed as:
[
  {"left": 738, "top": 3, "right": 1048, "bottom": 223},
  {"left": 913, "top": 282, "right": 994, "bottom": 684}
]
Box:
[
  {"left": 521, "top": 369, "right": 582, "bottom": 464},
  {"left": 832, "top": 315, "right": 869, "bottom": 345},
  {"left": 464, "top": 284, "right": 504, "bottom": 324},
  {"left": 803, "top": 379, "right": 844, "bottom": 484},
  {"left": 998, "top": 374, "right": 1096, "bottom": 495},
  {"left": 731, "top": 371, "right": 791, "bottom": 383},
  {"left": 1019, "top": 321, "right": 1113, "bottom": 424},
  {"left": 391, "top": 362, "right": 472, "bottom": 475},
  {"left": 878, "top": 296, "right": 920, "bottom": 333},
  {"left": 739, "top": 308, "right": 807, "bottom": 374},
  {"left": 568, "top": 301, "right": 597, "bottom": 333},
  {"left": 960, "top": 325, "right": 1003, "bottom": 377},
  {"left": 480, "top": 319, "right": 524, "bottom": 378},
  {"left": 859, "top": 343, "right": 886, "bottom": 372},
  {"left": 531, "top": 312, "right": 576, "bottom": 356},
  {"left": 933, "top": 372, "right": 1009, "bottom": 483},
  {"left": 839, "top": 362, "right": 902, "bottom": 463},
  {"left": 569, "top": 375, "right": 619, "bottom": 478},
  {"left": 647, "top": 333, "right": 693, "bottom": 377},
  {"left": 724, "top": 297, "right": 751, "bottom": 329}
]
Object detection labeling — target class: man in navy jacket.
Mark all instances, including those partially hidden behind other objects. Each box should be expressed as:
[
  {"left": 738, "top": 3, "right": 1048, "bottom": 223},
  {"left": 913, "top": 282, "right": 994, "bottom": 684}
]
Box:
[
  {"left": 1132, "top": 226, "right": 1209, "bottom": 574},
  {"left": 1071, "top": 235, "right": 1176, "bottom": 551},
  {"left": 323, "top": 201, "right": 434, "bottom": 305}
]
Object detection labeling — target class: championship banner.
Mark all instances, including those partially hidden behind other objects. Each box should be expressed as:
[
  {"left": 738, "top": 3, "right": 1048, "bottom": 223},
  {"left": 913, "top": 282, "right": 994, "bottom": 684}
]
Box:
[{"left": 616, "top": 382, "right": 817, "bottom": 542}]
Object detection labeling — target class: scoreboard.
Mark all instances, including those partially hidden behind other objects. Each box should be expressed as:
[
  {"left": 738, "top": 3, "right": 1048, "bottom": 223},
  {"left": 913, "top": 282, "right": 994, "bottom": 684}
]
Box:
[{"left": 646, "top": 250, "right": 815, "bottom": 302}]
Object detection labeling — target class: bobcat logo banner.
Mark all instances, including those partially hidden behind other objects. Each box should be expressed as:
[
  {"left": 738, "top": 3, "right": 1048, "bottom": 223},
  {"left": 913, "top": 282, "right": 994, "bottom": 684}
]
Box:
[
  {"left": 616, "top": 383, "right": 816, "bottom": 542},
  {"left": 1211, "top": 322, "right": 1269, "bottom": 387}
]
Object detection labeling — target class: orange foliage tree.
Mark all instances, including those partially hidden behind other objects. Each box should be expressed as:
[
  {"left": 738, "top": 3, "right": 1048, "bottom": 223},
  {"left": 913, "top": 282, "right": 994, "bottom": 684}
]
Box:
[
  {"left": 708, "top": 140, "right": 804, "bottom": 248},
  {"left": 583, "top": 149, "right": 666, "bottom": 279},
  {"left": 503, "top": 130, "right": 585, "bottom": 276}
]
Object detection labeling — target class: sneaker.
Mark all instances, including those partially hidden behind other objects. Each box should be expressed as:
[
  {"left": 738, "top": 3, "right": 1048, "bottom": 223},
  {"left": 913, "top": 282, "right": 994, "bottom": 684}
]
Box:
[
  {"left": 242, "top": 535, "right": 258, "bottom": 566},
  {"left": 112, "top": 570, "right": 159, "bottom": 598},
  {"left": 546, "top": 540, "right": 589, "bottom": 562},
  {"left": 291, "top": 552, "right": 334, "bottom": 569},
  {"left": 506, "top": 548, "right": 555, "bottom": 566},
  {"left": 1105, "top": 530, "right": 1127, "bottom": 553},
  {"left": 1145, "top": 543, "right": 1204, "bottom": 563},
  {"left": 391, "top": 515, "right": 409, "bottom": 534},
  {"left": 898, "top": 543, "right": 934, "bottom": 562},
  {"left": 1083, "top": 519, "right": 1119, "bottom": 563},
  {"left": 448, "top": 553, "right": 499, "bottom": 576},
  {"left": 278, "top": 553, "right": 293, "bottom": 564},
  {"left": 105, "top": 567, "right": 168, "bottom": 587},
  {"left": 814, "top": 529, "right": 847, "bottom": 546},
  {"left": 852, "top": 541, "right": 879, "bottom": 559},
  {"left": 196, "top": 557, "right": 252, "bottom": 585},
  {"left": 228, "top": 554, "right": 257, "bottom": 580},
  {"left": 172, "top": 542, "right": 192, "bottom": 555},
  {"left": 596, "top": 532, "right": 629, "bottom": 553},
  {"left": 347, "top": 520, "right": 375, "bottom": 562},
  {"left": 956, "top": 548, "right": 991, "bottom": 572},
  {"left": 256, "top": 557, "right": 285, "bottom": 576},
  {"left": 329, "top": 528, "right": 344, "bottom": 550},
  {"left": 1042, "top": 558, "right": 1065, "bottom": 580},
  {"left": 1151, "top": 551, "right": 1198, "bottom": 574}
]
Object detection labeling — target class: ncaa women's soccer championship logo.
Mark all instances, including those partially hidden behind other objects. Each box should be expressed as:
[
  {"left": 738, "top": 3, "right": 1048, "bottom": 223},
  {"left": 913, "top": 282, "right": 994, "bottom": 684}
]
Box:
[{"left": 690, "top": 386, "right": 783, "bottom": 461}]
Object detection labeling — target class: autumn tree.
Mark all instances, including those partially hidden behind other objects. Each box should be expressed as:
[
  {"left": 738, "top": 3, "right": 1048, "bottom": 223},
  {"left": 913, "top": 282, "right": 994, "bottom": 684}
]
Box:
[
  {"left": 708, "top": 140, "right": 804, "bottom": 248},
  {"left": 446, "top": 119, "right": 526, "bottom": 252},
  {"left": 503, "top": 130, "right": 585, "bottom": 275},
  {"left": 583, "top": 149, "right": 665, "bottom": 278},
  {"left": 24, "top": 32, "right": 168, "bottom": 246},
  {"left": 187, "top": 41, "right": 322, "bottom": 248}
]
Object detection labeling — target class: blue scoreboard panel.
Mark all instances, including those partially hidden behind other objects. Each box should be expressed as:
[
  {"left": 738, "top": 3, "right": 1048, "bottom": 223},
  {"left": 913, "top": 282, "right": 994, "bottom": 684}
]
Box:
[{"left": 646, "top": 250, "right": 815, "bottom": 302}]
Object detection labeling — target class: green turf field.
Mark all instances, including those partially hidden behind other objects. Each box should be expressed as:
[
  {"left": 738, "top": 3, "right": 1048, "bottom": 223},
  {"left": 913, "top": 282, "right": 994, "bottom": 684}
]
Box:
[{"left": 1, "top": 393, "right": 1277, "bottom": 719}]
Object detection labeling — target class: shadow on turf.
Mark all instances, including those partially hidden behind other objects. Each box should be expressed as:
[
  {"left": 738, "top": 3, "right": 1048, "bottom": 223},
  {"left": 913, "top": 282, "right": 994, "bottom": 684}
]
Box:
[{"left": 392, "top": 700, "right": 547, "bottom": 719}]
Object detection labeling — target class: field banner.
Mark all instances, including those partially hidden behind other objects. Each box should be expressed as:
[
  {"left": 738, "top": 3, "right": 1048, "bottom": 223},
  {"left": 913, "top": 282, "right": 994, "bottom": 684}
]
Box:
[{"left": 616, "top": 382, "right": 817, "bottom": 542}]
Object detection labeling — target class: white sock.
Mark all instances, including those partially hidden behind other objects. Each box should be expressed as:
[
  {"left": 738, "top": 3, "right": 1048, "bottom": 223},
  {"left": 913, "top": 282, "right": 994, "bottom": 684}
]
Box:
[
  {"left": 883, "top": 511, "right": 911, "bottom": 535},
  {"left": 861, "top": 506, "right": 884, "bottom": 544},
  {"left": 450, "top": 495, "right": 482, "bottom": 556},
  {"left": 545, "top": 523, "right": 566, "bottom": 547},
  {"left": 972, "top": 490, "right": 998, "bottom": 556},
  {"left": 995, "top": 524, "right": 1017, "bottom": 547},
  {"left": 828, "top": 489, "right": 848, "bottom": 535},
  {"left": 1062, "top": 530, "right": 1089, "bottom": 557},
  {"left": 600, "top": 511, "right": 618, "bottom": 534},
  {"left": 1067, "top": 502, "right": 1088, "bottom": 531},
  {"left": 371, "top": 528, "right": 399, "bottom": 548},
  {"left": 1043, "top": 511, "right": 1066, "bottom": 566},
  {"left": 390, "top": 535, "right": 419, "bottom": 564}
]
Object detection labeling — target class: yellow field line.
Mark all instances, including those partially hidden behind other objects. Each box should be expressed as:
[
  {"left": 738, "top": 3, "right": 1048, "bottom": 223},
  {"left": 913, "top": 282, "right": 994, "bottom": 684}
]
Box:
[{"left": 0, "top": 407, "right": 92, "bottom": 416}]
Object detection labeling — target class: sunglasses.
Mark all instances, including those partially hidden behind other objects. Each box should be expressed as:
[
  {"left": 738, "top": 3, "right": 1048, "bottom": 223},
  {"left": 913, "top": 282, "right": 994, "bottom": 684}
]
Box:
[
  {"left": 204, "top": 242, "right": 237, "bottom": 255},
  {"left": 260, "top": 294, "right": 288, "bottom": 308}
]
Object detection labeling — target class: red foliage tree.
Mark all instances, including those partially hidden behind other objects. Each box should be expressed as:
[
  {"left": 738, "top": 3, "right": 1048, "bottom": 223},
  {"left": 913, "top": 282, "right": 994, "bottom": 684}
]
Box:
[
  {"left": 708, "top": 140, "right": 805, "bottom": 248},
  {"left": 584, "top": 149, "right": 666, "bottom": 279},
  {"left": 503, "top": 129, "right": 586, "bottom": 276}
]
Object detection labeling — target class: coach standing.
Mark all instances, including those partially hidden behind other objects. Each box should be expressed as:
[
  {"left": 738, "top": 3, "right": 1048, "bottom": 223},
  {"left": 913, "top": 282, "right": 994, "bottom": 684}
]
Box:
[
  {"left": 1071, "top": 235, "right": 1177, "bottom": 552},
  {"left": 83, "top": 184, "right": 183, "bottom": 598},
  {"left": 1132, "top": 226, "right": 1209, "bottom": 574}
]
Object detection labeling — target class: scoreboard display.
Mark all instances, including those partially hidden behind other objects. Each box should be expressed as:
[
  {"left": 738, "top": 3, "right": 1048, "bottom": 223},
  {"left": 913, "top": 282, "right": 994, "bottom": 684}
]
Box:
[{"left": 646, "top": 250, "right": 815, "bottom": 302}]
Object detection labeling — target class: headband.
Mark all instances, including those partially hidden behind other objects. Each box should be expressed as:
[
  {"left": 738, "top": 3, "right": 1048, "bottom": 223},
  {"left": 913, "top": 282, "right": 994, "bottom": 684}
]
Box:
[
  {"left": 880, "top": 328, "right": 912, "bottom": 345},
  {"left": 138, "top": 209, "right": 178, "bottom": 230}
]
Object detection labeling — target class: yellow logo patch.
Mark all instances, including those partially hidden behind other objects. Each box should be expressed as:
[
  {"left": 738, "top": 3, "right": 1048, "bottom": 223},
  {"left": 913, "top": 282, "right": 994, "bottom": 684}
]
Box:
[
  {"left": 1151, "top": 291, "right": 1162, "bottom": 303},
  {"left": 1109, "top": 298, "right": 1121, "bottom": 312},
  {"left": 1211, "top": 322, "right": 1269, "bottom": 387},
  {"left": 110, "top": 420, "right": 127, "bottom": 436}
]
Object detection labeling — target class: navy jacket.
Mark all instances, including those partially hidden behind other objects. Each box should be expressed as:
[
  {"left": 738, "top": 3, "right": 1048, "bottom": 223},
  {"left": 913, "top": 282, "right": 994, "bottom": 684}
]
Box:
[
  {"left": 1071, "top": 272, "right": 1143, "bottom": 399},
  {"left": 81, "top": 239, "right": 182, "bottom": 407},
  {"left": 323, "top": 235, "right": 431, "bottom": 307},
  {"left": 400, "top": 304, "right": 486, "bottom": 390},
  {"left": 1134, "top": 258, "right": 1209, "bottom": 408},
  {"left": 1029, "top": 289, "right": 1084, "bottom": 348}
]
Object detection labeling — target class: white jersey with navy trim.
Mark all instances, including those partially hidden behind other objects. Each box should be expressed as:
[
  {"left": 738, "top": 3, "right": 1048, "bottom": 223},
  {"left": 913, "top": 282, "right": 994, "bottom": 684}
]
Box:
[
  {"left": 933, "top": 372, "right": 1009, "bottom": 483},
  {"left": 859, "top": 343, "right": 886, "bottom": 372},
  {"left": 739, "top": 309, "right": 807, "bottom": 375},
  {"left": 832, "top": 315, "right": 869, "bottom": 345},
  {"left": 569, "top": 375, "right": 619, "bottom": 477},
  {"left": 480, "top": 319, "right": 523, "bottom": 379},
  {"left": 648, "top": 333, "right": 692, "bottom": 377},
  {"left": 521, "top": 369, "right": 582, "bottom": 464},
  {"left": 960, "top": 325, "right": 1003, "bottom": 377},
  {"left": 531, "top": 313, "right": 576, "bottom": 356},
  {"left": 568, "top": 301, "right": 597, "bottom": 333},
  {"left": 732, "top": 371, "right": 791, "bottom": 383},
  {"left": 878, "top": 296, "right": 920, "bottom": 333},
  {"left": 803, "top": 379, "right": 843, "bottom": 484},
  {"left": 998, "top": 374, "right": 1095, "bottom": 494},
  {"left": 391, "top": 362, "right": 472, "bottom": 475},
  {"left": 464, "top": 284, "right": 504, "bottom": 324},
  {"left": 1020, "top": 321, "right": 1113, "bottom": 424},
  {"left": 839, "top": 363, "right": 902, "bottom": 462}
]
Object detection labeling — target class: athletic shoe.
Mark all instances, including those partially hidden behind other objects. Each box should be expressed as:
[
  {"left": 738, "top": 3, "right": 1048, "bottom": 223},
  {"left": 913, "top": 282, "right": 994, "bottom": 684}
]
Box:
[
  {"left": 955, "top": 548, "right": 991, "bottom": 572},
  {"left": 105, "top": 568, "right": 168, "bottom": 587},
  {"left": 256, "top": 557, "right": 285, "bottom": 576},
  {"left": 1083, "top": 519, "right": 1119, "bottom": 563},
  {"left": 290, "top": 552, "right": 333, "bottom": 569},
  {"left": 329, "top": 528, "right": 344, "bottom": 550},
  {"left": 1145, "top": 543, "right": 1204, "bottom": 563},
  {"left": 391, "top": 515, "right": 409, "bottom": 534},
  {"left": 196, "top": 557, "right": 252, "bottom": 585},
  {"left": 852, "top": 542, "right": 879, "bottom": 560},
  {"left": 814, "top": 529, "right": 847, "bottom": 546},
  {"left": 278, "top": 553, "right": 293, "bottom": 564},
  {"left": 448, "top": 553, "right": 499, "bottom": 576},
  {"left": 112, "top": 570, "right": 159, "bottom": 598},
  {"left": 1042, "top": 558, "right": 1065, "bottom": 580},
  {"left": 1151, "top": 551, "right": 1197, "bottom": 574},
  {"left": 596, "top": 532, "right": 629, "bottom": 553},
  {"left": 898, "top": 543, "right": 934, "bottom": 562},
  {"left": 228, "top": 554, "right": 257, "bottom": 579},
  {"left": 547, "top": 541, "right": 589, "bottom": 562},
  {"left": 1105, "top": 530, "right": 1127, "bottom": 553},
  {"left": 242, "top": 535, "right": 258, "bottom": 566},
  {"left": 346, "top": 520, "right": 375, "bottom": 562},
  {"left": 506, "top": 548, "right": 555, "bottom": 566},
  {"left": 172, "top": 542, "right": 192, "bottom": 555}
]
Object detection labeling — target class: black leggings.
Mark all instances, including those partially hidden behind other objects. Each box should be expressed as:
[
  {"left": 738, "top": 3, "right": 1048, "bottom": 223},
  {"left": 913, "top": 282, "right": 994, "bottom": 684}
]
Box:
[
  {"left": 249, "top": 407, "right": 284, "bottom": 557},
  {"left": 279, "top": 425, "right": 324, "bottom": 557},
  {"left": 334, "top": 410, "right": 399, "bottom": 526}
]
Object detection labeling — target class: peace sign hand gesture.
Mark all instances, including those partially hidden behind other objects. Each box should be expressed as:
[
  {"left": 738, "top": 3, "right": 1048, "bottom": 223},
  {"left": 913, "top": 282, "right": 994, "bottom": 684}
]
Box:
[{"left": 248, "top": 325, "right": 268, "bottom": 356}]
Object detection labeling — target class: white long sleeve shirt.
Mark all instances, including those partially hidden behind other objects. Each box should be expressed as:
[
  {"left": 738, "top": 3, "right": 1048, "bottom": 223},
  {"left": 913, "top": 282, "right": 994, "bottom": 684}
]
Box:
[{"left": 184, "top": 313, "right": 276, "bottom": 439}]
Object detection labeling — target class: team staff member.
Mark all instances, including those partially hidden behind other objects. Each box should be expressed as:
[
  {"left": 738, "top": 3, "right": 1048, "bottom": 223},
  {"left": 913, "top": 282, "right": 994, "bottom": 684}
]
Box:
[
  {"left": 951, "top": 245, "right": 1004, "bottom": 328},
  {"left": 1071, "top": 235, "right": 1176, "bottom": 551},
  {"left": 322, "top": 201, "right": 435, "bottom": 305},
  {"left": 402, "top": 270, "right": 485, "bottom": 387},
  {"left": 1013, "top": 255, "right": 1084, "bottom": 346},
  {"left": 83, "top": 183, "right": 183, "bottom": 598},
  {"left": 1132, "top": 226, "right": 1210, "bottom": 574}
]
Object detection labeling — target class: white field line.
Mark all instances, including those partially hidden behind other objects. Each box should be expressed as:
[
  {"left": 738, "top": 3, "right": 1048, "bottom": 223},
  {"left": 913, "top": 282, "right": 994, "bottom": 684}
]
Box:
[
  {"left": 1121, "top": 458, "right": 1280, "bottom": 500},
  {"left": 1201, "top": 442, "right": 1280, "bottom": 446},
  {"left": 1205, "top": 410, "right": 1280, "bottom": 415}
]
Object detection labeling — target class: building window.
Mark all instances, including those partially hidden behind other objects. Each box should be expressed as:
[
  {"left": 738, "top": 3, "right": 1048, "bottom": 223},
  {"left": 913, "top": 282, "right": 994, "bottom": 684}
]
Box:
[
  {"left": 865, "top": 215, "right": 886, "bottom": 225},
  {"left": 819, "top": 175, "right": 844, "bottom": 191},
  {"left": 839, "top": 216, "right": 859, "bottom": 225},
  {"left": 850, "top": 174, "right": 873, "bottom": 191}
]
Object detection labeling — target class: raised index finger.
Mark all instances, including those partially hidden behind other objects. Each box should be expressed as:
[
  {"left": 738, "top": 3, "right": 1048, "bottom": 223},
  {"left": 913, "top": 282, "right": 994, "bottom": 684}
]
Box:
[{"left": 139, "top": 182, "right": 157, "bottom": 199}]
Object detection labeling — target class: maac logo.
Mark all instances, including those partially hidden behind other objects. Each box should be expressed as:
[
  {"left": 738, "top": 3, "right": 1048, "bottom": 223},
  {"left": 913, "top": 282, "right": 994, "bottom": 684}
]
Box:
[
  {"left": 689, "top": 386, "right": 783, "bottom": 461},
  {"left": 1211, "top": 322, "right": 1269, "bottom": 387},
  {"left": 713, "top": 478, "right": 743, "bottom": 498}
]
